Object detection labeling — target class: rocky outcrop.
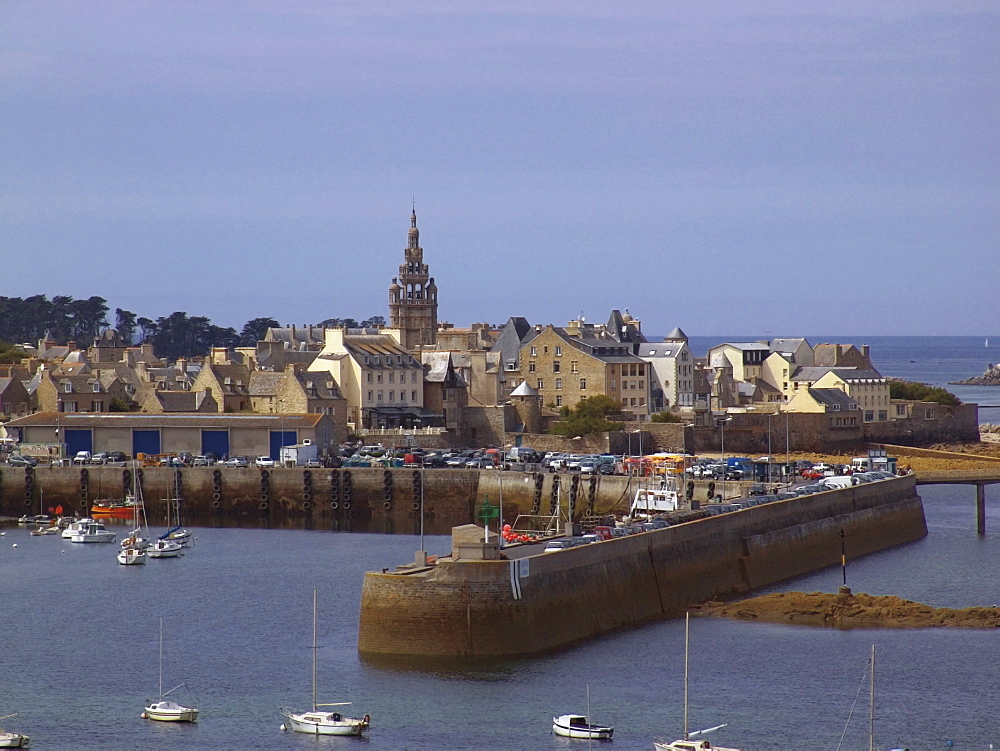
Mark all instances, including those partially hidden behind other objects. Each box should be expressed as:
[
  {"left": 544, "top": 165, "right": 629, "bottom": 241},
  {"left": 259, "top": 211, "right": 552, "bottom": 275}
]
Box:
[
  {"left": 692, "top": 590, "right": 1000, "bottom": 629},
  {"left": 951, "top": 363, "right": 1000, "bottom": 385}
]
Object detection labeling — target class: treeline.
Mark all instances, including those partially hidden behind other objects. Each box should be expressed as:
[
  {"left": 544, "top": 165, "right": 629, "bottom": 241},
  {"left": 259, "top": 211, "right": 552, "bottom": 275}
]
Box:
[
  {"left": 0, "top": 295, "right": 386, "bottom": 362},
  {"left": 888, "top": 379, "right": 962, "bottom": 406}
]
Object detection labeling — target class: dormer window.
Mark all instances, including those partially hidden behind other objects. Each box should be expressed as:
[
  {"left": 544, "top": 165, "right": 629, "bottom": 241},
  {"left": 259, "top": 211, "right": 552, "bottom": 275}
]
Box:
[
  {"left": 92, "top": 382, "right": 101, "bottom": 392},
  {"left": 374, "top": 356, "right": 380, "bottom": 365},
  {"left": 64, "top": 382, "right": 72, "bottom": 393}
]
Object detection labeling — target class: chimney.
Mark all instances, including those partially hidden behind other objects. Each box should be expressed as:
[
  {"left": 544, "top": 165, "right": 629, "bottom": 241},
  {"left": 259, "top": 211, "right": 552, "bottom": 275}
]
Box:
[
  {"left": 862, "top": 344, "right": 870, "bottom": 362},
  {"left": 177, "top": 358, "right": 187, "bottom": 374}
]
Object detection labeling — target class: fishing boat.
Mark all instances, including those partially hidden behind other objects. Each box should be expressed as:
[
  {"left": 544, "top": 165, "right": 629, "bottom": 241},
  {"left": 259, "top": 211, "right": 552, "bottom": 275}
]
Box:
[
  {"left": 630, "top": 477, "right": 681, "bottom": 518},
  {"left": 0, "top": 713, "right": 29, "bottom": 749},
  {"left": 142, "top": 618, "right": 199, "bottom": 722},
  {"left": 91, "top": 495, "right": 144, "bottom": 519},
  {"left": 654, "top": 614, "right": 742, "bottom": 751},
  {"left": 552, "top": 714, "right": 614, "bottom": 740},
  {"left": 280, "top": 589, "right": 370, "bottom": 736},
  {"left": 69, "top": 521, "right": 116, "bottom": 544}
]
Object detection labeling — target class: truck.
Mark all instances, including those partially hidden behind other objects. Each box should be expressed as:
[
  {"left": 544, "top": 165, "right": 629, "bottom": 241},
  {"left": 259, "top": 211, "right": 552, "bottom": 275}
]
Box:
[
  {"left": 280, "top": 439, "right": 319, "bottom": 467},
  {"left": 851, "top": 451, "right": 897, "bottom": 474}
]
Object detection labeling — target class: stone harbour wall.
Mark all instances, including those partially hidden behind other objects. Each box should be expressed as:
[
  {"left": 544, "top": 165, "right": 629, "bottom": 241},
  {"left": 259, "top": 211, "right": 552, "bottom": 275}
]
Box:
[{"left": 357, "top": 475, "right": 927, "bottom": 659}]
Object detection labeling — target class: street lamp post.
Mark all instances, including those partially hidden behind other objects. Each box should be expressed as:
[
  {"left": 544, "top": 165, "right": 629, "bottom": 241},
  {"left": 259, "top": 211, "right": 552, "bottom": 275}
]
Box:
[{"left": 718, "top": 417, "right": 732, "bottom": 501}]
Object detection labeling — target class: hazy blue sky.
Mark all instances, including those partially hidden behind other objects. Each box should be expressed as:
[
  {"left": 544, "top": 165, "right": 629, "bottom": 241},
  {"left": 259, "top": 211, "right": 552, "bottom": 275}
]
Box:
[{"left": 2, "top": 1, "right": 997, "bottom": 337}]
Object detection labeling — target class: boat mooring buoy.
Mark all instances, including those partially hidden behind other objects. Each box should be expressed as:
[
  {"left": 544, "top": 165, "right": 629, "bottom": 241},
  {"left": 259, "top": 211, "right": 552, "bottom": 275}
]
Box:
[
  {"left": 279, "top": 724, "right": 286, "bottom": 731},
  {"left": 141, "top": 712, "right": 148, "bottom": 719},
  {"left": 11, "top": 543, "right": 17, "bottom": 548}
]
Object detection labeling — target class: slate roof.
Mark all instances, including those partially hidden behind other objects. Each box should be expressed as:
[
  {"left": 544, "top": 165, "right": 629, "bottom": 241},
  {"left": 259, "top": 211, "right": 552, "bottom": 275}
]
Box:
[
  {"left": 664, "top": 326, "right": 688, "bottom": 341},
  {"left": 791, "top": 366, "right": 885, "bottom": 382},
  {"left": 807, "top": 388, "right": 860, "bottom": 410}
]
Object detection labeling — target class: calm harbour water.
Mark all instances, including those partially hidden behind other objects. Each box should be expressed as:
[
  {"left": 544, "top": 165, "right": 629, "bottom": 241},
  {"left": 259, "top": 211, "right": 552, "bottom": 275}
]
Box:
[{"left": 2, "top": 336, "right": 998, "bottom": 750}]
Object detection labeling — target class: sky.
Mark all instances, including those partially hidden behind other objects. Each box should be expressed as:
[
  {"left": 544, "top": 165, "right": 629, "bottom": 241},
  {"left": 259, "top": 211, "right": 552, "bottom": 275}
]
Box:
[{"left": 2, "top": 1, "right": 997, "bottom": 338}]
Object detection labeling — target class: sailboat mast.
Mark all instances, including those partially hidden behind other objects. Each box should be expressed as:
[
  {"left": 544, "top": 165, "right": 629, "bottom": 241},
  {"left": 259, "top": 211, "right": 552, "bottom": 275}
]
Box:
[
  {"left": 868, "top": 644, "right": 875, "bottom": 751},
  {"left": 683, "top": 611, "right": 690, "bottom": 741},
  {"left": 159, "top": 617, "right": 164, "bottom": 699},
  {"left": 312, "top": 588, "right": 318, "bottom": 712}
]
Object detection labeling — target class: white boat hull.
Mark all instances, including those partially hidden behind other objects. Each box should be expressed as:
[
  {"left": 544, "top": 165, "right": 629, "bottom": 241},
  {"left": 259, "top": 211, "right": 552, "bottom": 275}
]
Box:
[
  {"left": 117, "top": 547, "right": 146, "bottom": 565},
  {"left": 281, "top": 709, "right": 369, "bottom": 736},
  {"left": 147, "top": 539, "right": 183, "bottom": 558},
  {"left": 143, "top": 700, "right": 198, "bottom": 722},
  {"left": 655, "top": 742, "right": 741, "bottom": 751},
  {"left": 0, "top": 733, "right": 30, "bottom": 748},
  {"left": 552, "top": 715, "right": 613, "bottom": 740}
]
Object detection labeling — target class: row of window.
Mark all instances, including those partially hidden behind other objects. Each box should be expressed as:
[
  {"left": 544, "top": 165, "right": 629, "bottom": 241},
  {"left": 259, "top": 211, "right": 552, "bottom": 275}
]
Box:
[
  {"left": 367, "top": 371, "right": 418, "bottom": 384},
  {"left": 536, "top": 378, "right": 586, "bottom": 390},
  {"left": 366, "top": 390, "right": 419, "bottom": 403},
  {"left": 361, "top": 354, "right": 418, "bottom": 366}
]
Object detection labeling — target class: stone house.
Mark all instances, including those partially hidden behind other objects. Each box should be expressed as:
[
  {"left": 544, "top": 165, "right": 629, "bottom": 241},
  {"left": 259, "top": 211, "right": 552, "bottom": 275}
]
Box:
[
  {"left": 812, "top": 368, "right": 890, "bottom": 423},
  {"left": 640, "top": 326, "right": 695, "bottom": 411},
  {"left": 309, "top": 328, "right": 431, "bottom": 430},
  {"left": 517, "top": 322, "right": 651, "bottom": 421},
  {"left": 785, "top": 387, "right": 863, "bottom": 430},
  {"left": 191, "top": 362, "right": 252, "bottom": 413},
  {"left": 421, "top": 351, "right": 468, "bottom": 431},
  {"left": 32, "top": 367, "right": 135, "bottom": 413},
  {"left": 0, "top": 373, "right": 30, "bottom": 418},
  {"left": 248, "top": 364, "right": 347, "bottom": 442}
]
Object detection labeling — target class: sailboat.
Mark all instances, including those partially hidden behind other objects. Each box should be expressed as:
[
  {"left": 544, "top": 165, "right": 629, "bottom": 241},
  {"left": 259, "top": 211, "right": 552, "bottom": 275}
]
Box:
[
  {"left": 654, "top": 613, "right": 742, "bottom": 751},
  {"left": 142, "top": 617, "right": 199, "bottom": 722},
  {"left": 158, "top": 475, "right": 192, "bottom": 548},
  {"left": 0, "top": 713, "right": 29, "bottom": 749},
  {"left": 118, "top": 470, "right": 148, "bottom": 565},
  {"left": 280, "top": 589, "right": 370, "bottom": 736}
]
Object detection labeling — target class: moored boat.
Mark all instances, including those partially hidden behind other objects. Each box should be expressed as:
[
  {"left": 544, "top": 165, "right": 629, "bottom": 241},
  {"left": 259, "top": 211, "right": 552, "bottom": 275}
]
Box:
[
  {"left": 69, "top": 521, "right": 116, "bottom": 543},
  {"left": 280, "top": 589, "right": 370, "bottom": 737},
  {"left": 91, "top": 496, "right": 143, "bottom": 519},
  {"left": 117, "top": 545, "right": 146, "bottom": 565},
  {"left": 552, "top": 714, "right": 614, "bottom": 740},
  {"left": 142, "top": 618, "right": 199, "bottom": 723},
  {"left": 0, "top": 713, "right": 29, "bottom": 749},
  {"left": 62, "top": 518, "right": 95, "bottom": 539},
  {"left": 147, "top": 538, "right": 183, "bottom": 558}
]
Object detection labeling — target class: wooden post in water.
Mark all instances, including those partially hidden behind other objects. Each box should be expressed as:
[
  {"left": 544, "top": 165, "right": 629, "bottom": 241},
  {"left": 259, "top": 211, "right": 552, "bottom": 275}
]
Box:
[{"left": 976, "top": 483, "right": 986, "bottom": 535}]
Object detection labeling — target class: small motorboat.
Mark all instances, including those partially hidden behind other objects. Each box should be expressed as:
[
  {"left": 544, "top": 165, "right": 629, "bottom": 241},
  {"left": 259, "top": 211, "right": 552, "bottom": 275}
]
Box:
[
  {"left": 70, "top": 522, "right": 116, "bottom": 544},
  {"left": 62, "top": 518, "right": 95, "bottom": 539},
  {"left": 117, "top": 546, "right": 146, "bottom": 565},
  {"left": 29, "top": 525, "right": 59, "bottom": 536},
  {"left": 91, "top": 496, "right": 144, "bottom": 519},
  {"left": 552, "top": 714, "right": 614, "bottom": 740}
]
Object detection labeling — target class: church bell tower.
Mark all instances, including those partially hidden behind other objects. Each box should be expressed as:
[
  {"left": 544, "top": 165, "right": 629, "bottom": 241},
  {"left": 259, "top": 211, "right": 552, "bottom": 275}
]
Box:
[{"left": 388, "top": 208, "right": 438, "bottom": 349}]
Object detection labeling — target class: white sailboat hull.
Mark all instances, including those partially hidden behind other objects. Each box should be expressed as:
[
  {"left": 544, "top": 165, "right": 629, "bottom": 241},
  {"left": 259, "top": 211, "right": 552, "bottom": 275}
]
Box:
[
  {"left": 0, "top": 731, "right": 30, "bottom": 748},
  {"left": 117, "top": 547, "right": 146, "bottom": 565},
  {"left": 143, "top": 700, "right": 198, "bottom": 722},
  {"left": 147, "top": 539, "right": 183, "bottom": 558},
  {"left": 281, "top": 709, "right": 369, "bottom": 736},
  {"left": 655, "top": 741, "right": 742, "bottom": 751},
  {"left": 552, "top": 715, "right": 614, "bottom": 740}
]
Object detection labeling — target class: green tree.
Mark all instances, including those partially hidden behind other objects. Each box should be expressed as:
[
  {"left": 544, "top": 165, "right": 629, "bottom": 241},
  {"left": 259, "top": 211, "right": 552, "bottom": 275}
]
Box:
[
  {"left": 889, "top": 380, "right": 961, "bottom": 406},
  {"left": 115, "top": 308, "right": 138, "bottom": 344},
  {"left": 239, "top": 317, "right": 280, "bottom": 346},
  {"left": 549, "top": 395, "right": 625, "bottom": 437}
]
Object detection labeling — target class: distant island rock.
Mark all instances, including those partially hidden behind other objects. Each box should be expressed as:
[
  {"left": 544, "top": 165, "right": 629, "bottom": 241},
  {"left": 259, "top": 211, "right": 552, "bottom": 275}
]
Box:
[
  {"left": 951, "top": 363, "right": 1000, "bottom": 385},
  {"left": 691, "top": 591, "right": 1000, "bottom": 629}
]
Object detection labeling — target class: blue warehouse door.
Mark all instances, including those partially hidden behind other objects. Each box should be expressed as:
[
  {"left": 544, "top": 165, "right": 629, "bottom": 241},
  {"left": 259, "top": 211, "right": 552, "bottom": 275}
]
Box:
[
  {"left": 201, "top": 430, "right": 229, "bottom": 458},
  {"left": 65, "top": 429, "right": 92, "bottom": 456},
  {"left": 269, "top": 431, "right": 296, "bottom": 460},
  {"left": 132, "top": 430, "right": 161, "bottom": 457}
]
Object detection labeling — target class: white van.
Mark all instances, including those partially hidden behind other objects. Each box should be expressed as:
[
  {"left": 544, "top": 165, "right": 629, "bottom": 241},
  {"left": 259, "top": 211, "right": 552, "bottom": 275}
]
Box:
[{"left": 72, "top": 450, "right": 92, "bottom": 465}]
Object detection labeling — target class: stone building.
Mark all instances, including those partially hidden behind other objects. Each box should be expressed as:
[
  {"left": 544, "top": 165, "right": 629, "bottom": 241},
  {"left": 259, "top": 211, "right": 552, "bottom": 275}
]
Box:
[
  {"left": 388, "top": 209, "right": 438, "bottom": 350},
  {"left": 641, "top": 326, "right": 695, "bottom": 411}
]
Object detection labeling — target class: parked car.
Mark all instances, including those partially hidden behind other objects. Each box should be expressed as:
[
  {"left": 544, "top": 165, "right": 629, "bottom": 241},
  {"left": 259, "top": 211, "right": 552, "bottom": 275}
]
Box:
[
  {"left": 543, "top": 539, "right": 577, "bottom": 553},
  {"left": 226, "top": 456, "right": 250, "bottom": 468},
  {"left": 7, "top": 454, "right": 37, "bottom": 467},
  {"left": 255, "top": 456, "right": 275, "bottom": 468},
  {"left": 191, "top": 455, "right": 212, "bottom": 466},
  {"left": 72, "top": 450, "right": 92, "bottom": 465},
  {"left": 90, "top": 452, "right": 110, "bottom": 465},
  {"left": 107, "top": 451, "right": 128, "bottom": 463}
]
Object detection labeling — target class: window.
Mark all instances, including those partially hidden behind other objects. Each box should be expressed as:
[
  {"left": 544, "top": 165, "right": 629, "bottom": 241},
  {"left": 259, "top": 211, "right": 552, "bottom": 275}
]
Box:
[
  {"left": 411, "top": 390, "right": 417, "bottom": 401},
  {"left": 92, "top": 382, "right": 101, "bottom": 392},
  {"left": 377, "top": 392, "right": 383, "bottom": 402},
  {"left": 630, "top": 397, "right": 636, "bottom": 406},
  {"left": 638, "top": 364, "right": 645, "bottom": 376},
  {"left": 529, "top": 346, "right": 537, "bottom": 356},
  {"left": 367, "top": 390, "right": 373, "bottom": 401},
  {"left": 528, "top": 362, "right": 536, "bottom": 373},
  {"left": 373, "top": 356, "right": 380, "bottom": 365},
  {"left": 367, "top": 372, "right": 372, "bottom": 383},
  {"left": 555, "top": 395, "right": 562, "bottom": 407},
  {"left": 543, "top": 346, "right": 548, "bottom": 354},
  {"left": 388, "top": 372, "right": 394, "bottom": 383},
  {"left": 555, "top": 346, "right": 562, "bottom": 356},
  {"left": 896, "top": 404, "right": 906, "bottom": 416},
  {"left": 411, "top": 372, "right": 416, "bottom": 383},
  {"left": 580, "top": 378, "right": 587, "bottom": 390},
  {"left": 610, "top": 378, "right": 616, "bottom": 389},
  {"left": 555, "top": 378, "right": 562, "bottom": 390},
  {"left": 553, "top": 361, "right": 560, "bottom": 373},
  {"left": 864, "top": 410, "right": 874, "bottom": 421},
  {"left": 397, "top": 355, "right": 402, "bottom": 365},
  {"left": 878, "top": 410, "right": 887, "bottom": 421},
  {"left": 63, "top": 382, "right": 72, "bottom": 393},
  {"left": 377, "top": 373, "right": 382, "bottom": 383},
  {"left": 389, "top": 391, "right": 395, "bottom": 401},
  {"left": 92, "top": 400, "right": 104, "bottom": 412},
  {"left": 537, "top": 378, "right": 544, "bottom": 389},
  {"left": 639, "top": 380, "right": 644, "bottom": 389},
  {"left": 639, "top": 398, "right": 645, "bottom": 406},
  {"left": 570, "top": 361, "right": 578, "bottom": 373}
]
